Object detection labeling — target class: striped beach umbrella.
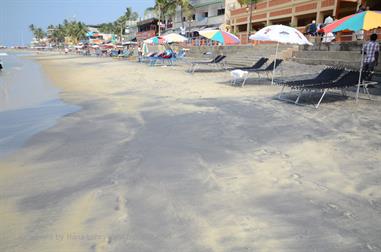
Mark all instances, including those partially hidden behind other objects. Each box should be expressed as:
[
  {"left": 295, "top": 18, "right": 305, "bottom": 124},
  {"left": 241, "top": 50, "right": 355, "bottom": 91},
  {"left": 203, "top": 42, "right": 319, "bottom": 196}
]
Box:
[
  {"left": 321, "top": 11, "right": 381, "bottom": 101},
  {"left": 198, "top": 30, "right": 240, "bottom": 45},
  {"left": 322, "top": 11, "right": 381, "bottom": 33}
]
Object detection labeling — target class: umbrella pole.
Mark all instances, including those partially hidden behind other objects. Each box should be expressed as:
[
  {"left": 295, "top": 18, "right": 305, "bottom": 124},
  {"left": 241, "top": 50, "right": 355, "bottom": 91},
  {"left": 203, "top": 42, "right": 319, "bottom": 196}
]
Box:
[
  {"left": 356, "top": 37, "right": 365, "bottom": 102},
  {"left": 272, "top": 41, "right": 279, "bottom": 85}
]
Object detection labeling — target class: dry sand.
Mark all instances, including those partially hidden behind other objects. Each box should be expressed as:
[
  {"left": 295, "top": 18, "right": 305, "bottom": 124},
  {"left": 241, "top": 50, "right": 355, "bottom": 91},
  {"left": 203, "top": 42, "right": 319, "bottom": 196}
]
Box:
[{"left": 1, "top": 54, "right": 381, "bottom": 252}]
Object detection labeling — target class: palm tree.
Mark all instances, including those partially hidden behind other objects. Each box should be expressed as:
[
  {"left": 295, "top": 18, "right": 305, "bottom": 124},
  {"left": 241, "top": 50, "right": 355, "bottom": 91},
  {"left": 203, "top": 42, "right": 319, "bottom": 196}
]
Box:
[
  {"left": 29, "top": 24, "right": 46, "bottom": 41},
  {"left": 154, "top": 0, "right": 177, "bottom": 35},
  {"left": 237, "top": 0, "right": 258, "bottom": 36},
  {"left": 98, "top": 22, "right": 115, "bottom": 34},
  {"left": 114, "top": 7, "right": 139, "bottom": 41},
  {"left": 51, "top": 24, "right": 65, "bottom": 46},
  {"left": 29, "top": 24, "right": 35, "bottom": 32},
  {"left": 175, "top": 0, "right": 192, "bottom": 30}
]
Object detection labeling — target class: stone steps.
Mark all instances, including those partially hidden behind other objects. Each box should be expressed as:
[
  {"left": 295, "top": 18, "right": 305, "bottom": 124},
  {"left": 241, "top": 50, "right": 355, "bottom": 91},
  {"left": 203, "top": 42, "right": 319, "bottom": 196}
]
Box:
[
  {"left": 293, "top": 50, "right": 361, "bottom": 62},
  {"left": 291, "top": 57, "right": 360, "bottom": 69},
  {"left": 292, "top": 50, "right": 381, "bottom": 72}
]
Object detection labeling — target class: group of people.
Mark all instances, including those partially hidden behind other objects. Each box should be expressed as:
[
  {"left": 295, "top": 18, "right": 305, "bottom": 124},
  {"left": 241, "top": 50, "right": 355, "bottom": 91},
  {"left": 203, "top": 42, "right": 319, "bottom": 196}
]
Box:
[
  {"left": 306, "top": 15, "right": 335, "bottom": 37},
  {"left": 306, "top": 4, "right": 374, "bottom": 41}
]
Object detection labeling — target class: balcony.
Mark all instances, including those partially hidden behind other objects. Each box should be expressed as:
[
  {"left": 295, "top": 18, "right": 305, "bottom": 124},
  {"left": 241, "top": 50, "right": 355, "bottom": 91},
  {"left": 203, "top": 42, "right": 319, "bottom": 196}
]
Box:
[
  {"left": 190, "top": 0, "right": 224, "bottom": 8},
  {"left": 207, "top": 15, "right": 224, "bottom": 26}
]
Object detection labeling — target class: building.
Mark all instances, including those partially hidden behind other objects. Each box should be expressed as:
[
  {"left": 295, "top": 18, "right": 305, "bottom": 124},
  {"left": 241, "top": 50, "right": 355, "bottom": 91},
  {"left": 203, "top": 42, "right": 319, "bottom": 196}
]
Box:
[
  {"left": 136, "top": 18, "right": 160, "bottom": 41},
  {"left": 124, "top": 20, "right": 138, "bottom": 41},
  {"left": 172, "top": 0, "right": 226, "bottom": 35},
  {"left": 228, "top": 0, "right": 368, "bottom": 43}
]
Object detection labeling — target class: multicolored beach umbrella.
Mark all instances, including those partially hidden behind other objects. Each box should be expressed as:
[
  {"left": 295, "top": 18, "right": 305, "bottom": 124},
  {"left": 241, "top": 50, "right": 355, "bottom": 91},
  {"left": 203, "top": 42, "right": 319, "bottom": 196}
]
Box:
[
  {"left": 321, "top": 11, "right": 381, "bottom": 101},
  {"left": 322, "top": 11, "right": 381, "bottom": 33},
  {"left": 198, "top": 30, "right": 240, "bottom": 45}
]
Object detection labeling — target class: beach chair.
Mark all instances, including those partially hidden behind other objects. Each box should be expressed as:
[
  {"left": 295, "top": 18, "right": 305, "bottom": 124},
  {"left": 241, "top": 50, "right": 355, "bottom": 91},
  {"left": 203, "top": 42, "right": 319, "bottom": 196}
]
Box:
[
  {"left": 110, "top": 50, "right": 119, "bottom": 57},
  {"left": 149, "top": 51, "right": 174, "bottom": 66},
  {"left": 140, "top": 52, "right": 158, "bottom": 63},
  {"left": 189, "top": 55, "right": 226, "bottom": 73},
  {"left": 279, "top": 70, "right": 375, "bottom": 108},
  {"left": 188, "top": 55, "right": 221, "bottom": 72},
  {"left": 172, "top": 50, "right": 187, "bottom": 64},
  {"left": 118, "top": 50, "right": 133, "bottom": 59},
  {"left": 188, "top": 55, "right": 222, "bottom": 73},
  {"left": 276, "top": 67, "right": 345, "bottom": 88},
  {"left": 231, "top": 57, "right": 268, "bottom": 71},
  {"left": 226, "top": 57, "right": 269, "bottom": 85},
  {"left": 241, "top": 59, "right": 283, "bottom": 86}
]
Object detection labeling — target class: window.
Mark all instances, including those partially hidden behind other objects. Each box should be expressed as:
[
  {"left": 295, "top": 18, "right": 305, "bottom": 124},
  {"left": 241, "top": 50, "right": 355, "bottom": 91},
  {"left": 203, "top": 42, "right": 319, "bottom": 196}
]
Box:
[
  {"left": 237, "top": 24, "right": 247, "bottom": 32},
  {"left": 192, "top": 14, "right": 196, "bottom": 20},
  {"left": 204, "top": 12, "right": 208, "bottom": 18},
  {"left": 217, "top": 9, "right": 225, "bottom": 16},
  {"left": 183, "top": 17, "right": 186, "bottom": 22}
]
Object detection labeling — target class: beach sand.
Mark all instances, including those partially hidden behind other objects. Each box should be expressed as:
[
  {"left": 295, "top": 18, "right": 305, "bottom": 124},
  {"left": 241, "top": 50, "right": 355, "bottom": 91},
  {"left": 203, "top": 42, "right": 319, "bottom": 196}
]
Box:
[{"left": 1, "top": 54, "right": 381, "bottom": 252}]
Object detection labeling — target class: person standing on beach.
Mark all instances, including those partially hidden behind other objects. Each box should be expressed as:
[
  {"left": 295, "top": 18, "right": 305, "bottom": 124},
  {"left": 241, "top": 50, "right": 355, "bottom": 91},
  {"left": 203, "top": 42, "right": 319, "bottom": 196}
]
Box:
[
  {"left": 363, "top": 33, "right": 379, "bottom": 74},
  {"left": 308, "top": 20, "right": 317, "bottom": 36},
  {"left": 138, "top": 45, "right": 142, "bottom": 62},
  {"left": 324, "top": 16, "right": 334, "bottom": 25}
]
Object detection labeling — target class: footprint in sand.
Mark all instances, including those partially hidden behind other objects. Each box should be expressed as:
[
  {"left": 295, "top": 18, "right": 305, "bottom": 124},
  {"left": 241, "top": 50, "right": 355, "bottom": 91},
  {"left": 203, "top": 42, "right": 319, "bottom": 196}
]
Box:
[
  {"left": 327, "top": 203, "right": 338, "bottom": 210},
  {"left": 290, "top": 173, "right": 303, "bottom": 184},
  {"left": 115, "top": 195, "right": 128, "bottom": 223}
]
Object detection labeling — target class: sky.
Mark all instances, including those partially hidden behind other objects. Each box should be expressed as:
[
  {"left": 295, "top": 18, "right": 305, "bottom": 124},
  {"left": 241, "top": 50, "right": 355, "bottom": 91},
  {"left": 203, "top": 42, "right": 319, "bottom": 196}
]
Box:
[{"left": 0, "top": 0, "right": 155, "bottom": 46}]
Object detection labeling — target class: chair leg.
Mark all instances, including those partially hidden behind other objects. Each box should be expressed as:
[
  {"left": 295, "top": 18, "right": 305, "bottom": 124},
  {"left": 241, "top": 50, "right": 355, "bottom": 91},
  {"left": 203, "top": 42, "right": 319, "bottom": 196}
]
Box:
[
  {"left": 315, "top": 89, "right": 327, "bottom": 109},
  {"left": 242, "top": 74, "right": 249, "bottom": 87},
  {"left": 192, "top": 64, "right": 198, "bottom": 74},
  {"left": 363, "top": 86, "right": 372, "bottom": 100},
  {"left": 278, "top": 86, "right": 286, "bottom": 99},
  {"left": 295, "top": 90, "right": 303, "bottom": 104}
]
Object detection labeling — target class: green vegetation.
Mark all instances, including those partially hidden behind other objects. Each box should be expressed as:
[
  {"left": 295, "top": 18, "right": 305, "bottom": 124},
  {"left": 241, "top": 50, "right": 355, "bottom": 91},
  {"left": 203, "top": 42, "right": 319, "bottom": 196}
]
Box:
[
  {"left": 145, "top": 0, "right": 193, "bottom": 30},
  {"left": 30, "top": 20, "right": 88, "bottom": 45},
  {"left": 98, "top": 7, "right": 139, "bottom": 39},
  {"left": 28, "top": 24, "right": 46, "bottom": 41},
  {"left": 237, "top": 0, "right": 258, "bottom": 7}
]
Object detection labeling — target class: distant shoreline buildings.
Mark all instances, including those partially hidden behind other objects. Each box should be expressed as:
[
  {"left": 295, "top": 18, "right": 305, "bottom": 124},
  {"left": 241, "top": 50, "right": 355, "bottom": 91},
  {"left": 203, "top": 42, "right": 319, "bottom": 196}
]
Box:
[
  {"left": 135, "top": 0, "right": 378, "bottom": 43},
  {"left": 28, "top": 0, "right": 379, "bottom": 46}
]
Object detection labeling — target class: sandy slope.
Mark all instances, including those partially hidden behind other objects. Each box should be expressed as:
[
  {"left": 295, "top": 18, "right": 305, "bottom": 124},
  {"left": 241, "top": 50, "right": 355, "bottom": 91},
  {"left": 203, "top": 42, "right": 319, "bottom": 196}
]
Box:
[{"left": 0, "top": 54, "right": 380, "bottom": 252}]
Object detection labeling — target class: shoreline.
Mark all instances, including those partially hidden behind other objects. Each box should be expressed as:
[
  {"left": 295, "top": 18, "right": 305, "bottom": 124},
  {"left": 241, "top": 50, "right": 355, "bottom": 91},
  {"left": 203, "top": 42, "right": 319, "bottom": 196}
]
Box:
[
  {"left": 1, "top": 54, "right": 381, "bottom": 252},
  {"left": 0, "top": 53, "right": 79, "bottom": 159}
]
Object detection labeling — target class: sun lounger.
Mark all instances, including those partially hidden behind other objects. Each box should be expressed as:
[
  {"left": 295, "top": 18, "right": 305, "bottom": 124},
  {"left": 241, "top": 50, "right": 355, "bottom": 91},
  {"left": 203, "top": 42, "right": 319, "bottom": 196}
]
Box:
[
  {"left": 189, "top": 55, "right": 226, "bottom": 73},
  {"left": 118, "top": 50, "right": 133, "bottom": 59},
  {"left": 228, "top": 58, "right": 269, "bottom": 85},
  {"left": 149, "top": 52, "right": 175, "bottom": 66},
  {"left": 240, "top": 59, "right": 283, "bottom": 86},
  {"left": 227, "top": 57, "right": 268, "bottom": 72},
  {"left": 278, "top": 70, "right": 376, "bottom": 108},
  {"left": 276, "top": 67, "right": 345, "bottom": 88},
  {"left": 141, "top": 52, "right": 158, "bottom": 63}
]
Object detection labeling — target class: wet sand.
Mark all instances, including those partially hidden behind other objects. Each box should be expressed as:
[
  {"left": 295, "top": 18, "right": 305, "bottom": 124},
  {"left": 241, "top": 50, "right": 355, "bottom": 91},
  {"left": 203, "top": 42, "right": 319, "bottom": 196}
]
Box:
[
  {"left": 0, "top": 52, "right": 78, "bottom": 158},
  {"left": 0, "top": 54, "right": 381, "bottom": 252}
]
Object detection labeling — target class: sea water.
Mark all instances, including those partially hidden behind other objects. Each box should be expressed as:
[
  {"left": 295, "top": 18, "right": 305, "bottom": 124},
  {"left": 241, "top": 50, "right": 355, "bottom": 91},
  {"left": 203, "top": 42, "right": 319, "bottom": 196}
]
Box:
[{"left": 0, "top": 52, "right": 79, "bottom": 158}]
